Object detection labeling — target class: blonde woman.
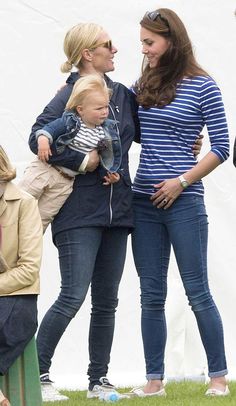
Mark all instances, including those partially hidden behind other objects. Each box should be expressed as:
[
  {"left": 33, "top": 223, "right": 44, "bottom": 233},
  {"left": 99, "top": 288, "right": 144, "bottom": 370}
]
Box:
[
  {"left": 0, "top": 146, "right": 43, "bottom": 406},
  {"left": 26, "top": 21, "right": 139, "bottom": 402}
]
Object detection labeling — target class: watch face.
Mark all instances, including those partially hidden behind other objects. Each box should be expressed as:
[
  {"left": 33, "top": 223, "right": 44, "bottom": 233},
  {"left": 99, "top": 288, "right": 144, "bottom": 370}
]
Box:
[{"left": 179, "top": 175, "right": 189, "bottom": 189}]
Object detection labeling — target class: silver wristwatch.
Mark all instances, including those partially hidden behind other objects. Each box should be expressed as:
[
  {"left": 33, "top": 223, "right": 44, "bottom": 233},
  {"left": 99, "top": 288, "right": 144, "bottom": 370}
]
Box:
[{"left": 178, "top": 175, "right": 189, "bottom": 189}]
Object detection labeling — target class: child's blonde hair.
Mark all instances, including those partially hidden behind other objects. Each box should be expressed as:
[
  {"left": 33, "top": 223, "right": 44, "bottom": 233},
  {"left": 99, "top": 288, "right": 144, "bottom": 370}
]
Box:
[
  {"left": 0, "top": 146, "right": 16, "bottom": 181},
  {"left": 66, "top": 74, "right": 112, "bottom": 111},
  {"left": 61, "top": 23, "right": 104, "bottom": 73}
]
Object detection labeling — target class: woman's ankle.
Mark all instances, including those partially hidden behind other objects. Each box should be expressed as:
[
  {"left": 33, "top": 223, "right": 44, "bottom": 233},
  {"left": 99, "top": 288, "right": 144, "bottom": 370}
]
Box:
[
  {"left": 209, "top": 376, "right": 227, "bottom": 390},
  {"left": 143, "top": 379, "right": 163, "bottom": 393}
]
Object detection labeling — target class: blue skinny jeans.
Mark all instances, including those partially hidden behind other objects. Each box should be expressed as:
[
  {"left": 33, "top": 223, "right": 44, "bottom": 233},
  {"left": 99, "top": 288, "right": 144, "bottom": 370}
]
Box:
[
  {"left": 131, "top": 193, "right": 227, "bottom": 380},
  {"left": 36, "top": 227, "right": 128, "bottom": 389}
]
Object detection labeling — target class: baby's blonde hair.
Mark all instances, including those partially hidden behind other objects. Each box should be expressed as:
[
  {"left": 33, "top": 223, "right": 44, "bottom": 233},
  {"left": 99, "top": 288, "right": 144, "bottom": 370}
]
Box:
[
  {"left": 66, "top": 74, "right": 111, "bottom": 111},
  {"left": 61, "top": 23, "right": 104, "bottom": 73},
  {"left": 0, "top": 146, "right": 16, "bottom": 181}
]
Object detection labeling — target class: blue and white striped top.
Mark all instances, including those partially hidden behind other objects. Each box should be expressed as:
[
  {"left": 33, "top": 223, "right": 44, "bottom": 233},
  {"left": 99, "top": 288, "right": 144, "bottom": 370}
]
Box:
[
  {"left": 133, "top": 76, "right": 230, "bottom": 196},
  {"left": 70, "top": 118, "right": 105, "bottom": 154}
]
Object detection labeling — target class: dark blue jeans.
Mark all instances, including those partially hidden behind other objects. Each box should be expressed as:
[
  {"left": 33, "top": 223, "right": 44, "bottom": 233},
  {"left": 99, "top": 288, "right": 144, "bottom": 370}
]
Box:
[
  {"left": 132, "top": 193, "right": 227, "bottom": 380},
  {"left": 36, "top": 227, "right": 128, "bottom": 389}
]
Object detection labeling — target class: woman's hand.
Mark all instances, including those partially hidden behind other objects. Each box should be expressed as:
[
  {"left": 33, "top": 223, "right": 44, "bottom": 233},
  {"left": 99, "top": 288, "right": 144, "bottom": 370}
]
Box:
[
  {"left": 150, "top": 178, "right": 184, "bottom": 209},
  {"left": 103, "top": 172, "right": 120, "bottom": 185},
  {"left": 192, "top": 134, "right": 204, "bottom": 157}
]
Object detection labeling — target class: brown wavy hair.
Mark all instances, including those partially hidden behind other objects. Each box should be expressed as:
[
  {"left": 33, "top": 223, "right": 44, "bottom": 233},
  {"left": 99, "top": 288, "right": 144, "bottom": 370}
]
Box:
[{"left": 135, "top": 8, "right": 208, "bottom": 108}]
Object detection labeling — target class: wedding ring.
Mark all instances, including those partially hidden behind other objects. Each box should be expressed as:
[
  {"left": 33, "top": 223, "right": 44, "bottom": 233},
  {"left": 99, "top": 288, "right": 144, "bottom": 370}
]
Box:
[{"left": 163, "top": 199, "right": 167, "bottom": 204}]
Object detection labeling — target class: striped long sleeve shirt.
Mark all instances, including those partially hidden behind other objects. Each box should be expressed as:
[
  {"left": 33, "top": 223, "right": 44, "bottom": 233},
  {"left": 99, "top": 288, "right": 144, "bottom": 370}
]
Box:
[
  {"left": 133, "top": 76, "right": 230, "bottom": 196},
  {"left": 70, "top": 118, "right": 105, "bottom": 154}
]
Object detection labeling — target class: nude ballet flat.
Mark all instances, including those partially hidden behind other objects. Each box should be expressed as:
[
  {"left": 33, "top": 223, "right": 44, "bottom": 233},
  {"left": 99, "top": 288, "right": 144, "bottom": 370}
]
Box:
[
  {"left": 130, "top": 387, "right": 166, "bottom": 397},
  {"left": 205, "top": 385, "right": 230, "bottom": 396}
]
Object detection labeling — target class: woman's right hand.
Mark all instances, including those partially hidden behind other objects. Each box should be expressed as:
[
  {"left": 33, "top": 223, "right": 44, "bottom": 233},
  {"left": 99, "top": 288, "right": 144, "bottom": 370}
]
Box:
[{"left": 86, "top": 150, "right": 100, "bottom": 172}]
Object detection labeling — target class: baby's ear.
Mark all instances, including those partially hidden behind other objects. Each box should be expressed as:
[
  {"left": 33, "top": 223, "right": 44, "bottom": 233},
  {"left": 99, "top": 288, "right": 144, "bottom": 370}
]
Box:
[{"left": 76, "top": 106, "right": 83, "bottom": 115}]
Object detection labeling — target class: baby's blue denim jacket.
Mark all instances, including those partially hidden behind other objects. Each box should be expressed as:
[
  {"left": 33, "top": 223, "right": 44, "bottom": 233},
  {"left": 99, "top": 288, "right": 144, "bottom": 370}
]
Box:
[{"left": 35, "top": 111, "right": 122, "bottom": 173}]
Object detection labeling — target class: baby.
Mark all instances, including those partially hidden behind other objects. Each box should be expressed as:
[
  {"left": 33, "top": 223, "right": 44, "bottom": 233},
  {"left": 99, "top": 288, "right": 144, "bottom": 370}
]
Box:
[{"left": 19, "top": 74, "right": 122, "bottom": 231}]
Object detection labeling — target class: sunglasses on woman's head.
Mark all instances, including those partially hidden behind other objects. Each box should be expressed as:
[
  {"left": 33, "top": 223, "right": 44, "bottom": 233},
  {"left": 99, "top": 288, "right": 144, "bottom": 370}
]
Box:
[
  {"left": 144, "top": 10, "right": 170, "bottom": 29},
  {"left": 90, "top": 40, "right": 113, "bottom": 51}
]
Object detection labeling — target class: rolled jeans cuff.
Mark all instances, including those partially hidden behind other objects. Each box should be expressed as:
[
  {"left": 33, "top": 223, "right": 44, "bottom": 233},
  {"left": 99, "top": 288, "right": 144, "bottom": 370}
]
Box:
[
  {"left": 146, "top": 373, "right": 164, "bottom": 381},
  {"left": 208, "top": 369, "right": 228, "bottom": 378}
]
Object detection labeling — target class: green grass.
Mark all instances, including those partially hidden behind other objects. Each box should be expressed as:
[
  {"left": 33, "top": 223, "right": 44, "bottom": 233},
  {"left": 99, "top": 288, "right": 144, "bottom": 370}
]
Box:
[{"left": 43, "top": 382, "right": 236, "bottom": 406}]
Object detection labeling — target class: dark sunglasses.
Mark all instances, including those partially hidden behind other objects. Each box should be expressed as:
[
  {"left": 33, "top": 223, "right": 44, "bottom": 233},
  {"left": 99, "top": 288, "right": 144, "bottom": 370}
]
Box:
[
  {"left": 90, "top": 40, "right": 113, "bottom": 51},
  {"left": 144, "top": 10, "right": 170, "bottom": 29}
]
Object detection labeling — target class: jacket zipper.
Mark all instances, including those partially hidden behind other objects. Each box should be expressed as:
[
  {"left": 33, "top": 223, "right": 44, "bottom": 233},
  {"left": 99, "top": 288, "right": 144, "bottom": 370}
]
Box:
[
  {"left": 109, "top": 184, "right": 113, "bottom": 225},
  {"left": 108, "top": 104, "right": 120, "bottom": 224}
]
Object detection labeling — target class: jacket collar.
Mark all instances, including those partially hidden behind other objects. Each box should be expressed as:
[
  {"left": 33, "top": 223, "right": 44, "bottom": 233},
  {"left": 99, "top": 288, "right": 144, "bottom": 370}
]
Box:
[
  {"left": 0, "top": 182, "right": 23, "bottom": 217},
  {"left": 66, "top": 72, "right": 114, "bottom": 88},
  {"left": 3, "top": 182, "right": 23, "bottom": 200}
]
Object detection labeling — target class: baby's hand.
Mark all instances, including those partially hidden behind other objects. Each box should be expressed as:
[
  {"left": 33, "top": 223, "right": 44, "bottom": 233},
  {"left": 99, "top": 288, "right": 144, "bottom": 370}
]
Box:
[
  {"left": 37, "top": 135, "right": 52, "bottom": 162},
  {"left": 103, "top": 172, "right": 120, "bottom": 185}
]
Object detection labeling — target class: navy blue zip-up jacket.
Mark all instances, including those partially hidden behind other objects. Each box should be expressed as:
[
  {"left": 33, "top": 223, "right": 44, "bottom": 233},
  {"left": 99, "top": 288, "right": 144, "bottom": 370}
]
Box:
[{"left": 29, "top": 73, "right": 140, "bottom": 240}]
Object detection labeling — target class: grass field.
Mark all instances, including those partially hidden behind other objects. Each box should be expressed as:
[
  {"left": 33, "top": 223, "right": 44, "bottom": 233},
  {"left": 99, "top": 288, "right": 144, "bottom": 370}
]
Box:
[{"left": 43, "top": 381, "right": 236, "bottom": 405}]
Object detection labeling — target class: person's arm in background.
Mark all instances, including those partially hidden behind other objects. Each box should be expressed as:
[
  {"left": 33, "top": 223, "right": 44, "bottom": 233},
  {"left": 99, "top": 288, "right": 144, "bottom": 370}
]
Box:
[
  {"left": 0, "top": 251, "right": 9, "bottom": 273},
  {"left": 233, "top": 137, "right": 236, "bottom": 167},
  {"left": 0, "top": 225, "right": 8, "bottom": 273},
  {"left": 0, "top": 196, "right": 43, "bottom": 295}
]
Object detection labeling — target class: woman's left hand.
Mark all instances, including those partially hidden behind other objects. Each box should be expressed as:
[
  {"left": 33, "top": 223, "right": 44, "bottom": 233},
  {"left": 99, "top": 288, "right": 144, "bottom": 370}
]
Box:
[
  {"left": 150, "top": 178, "right": 184, "bottom": 209},
  {"left": 192, "top": 134, "right": 204, "bottom": 157},
  {"left": 103, "top": 172, "right": 120, "bottom": 185}
]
